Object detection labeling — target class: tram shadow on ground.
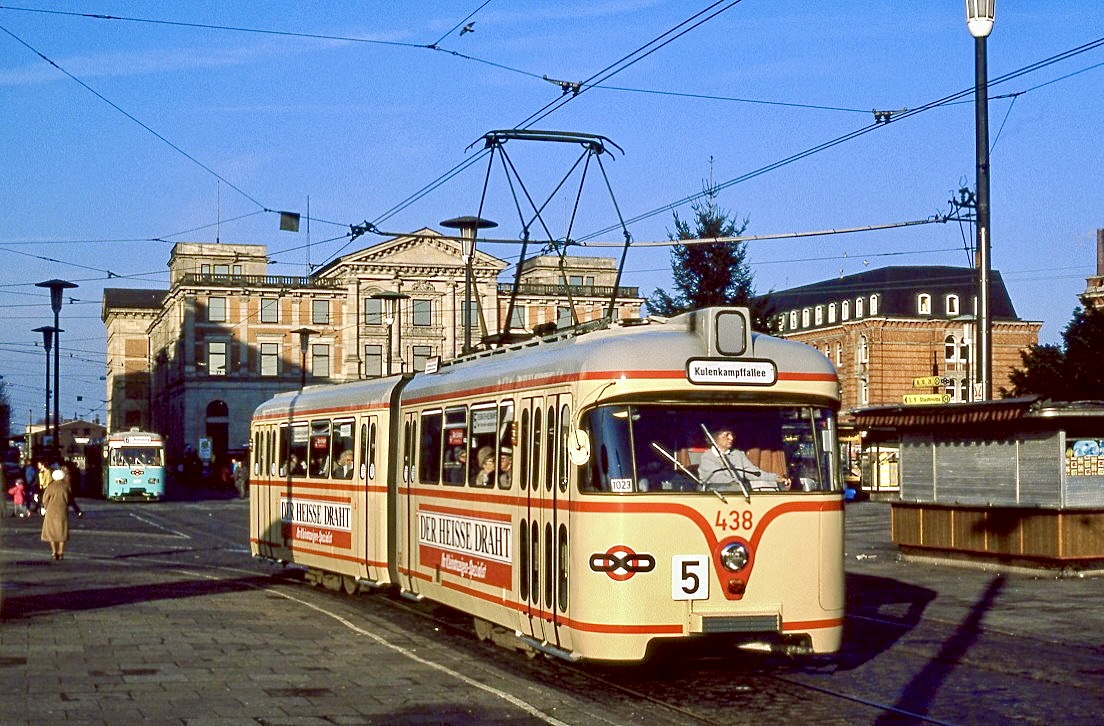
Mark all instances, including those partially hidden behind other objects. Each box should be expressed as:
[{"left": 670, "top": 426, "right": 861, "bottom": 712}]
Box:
[
  {"left": 0, "top": 574, "right": 274, "bottom": 621},
  {"left": 835, "top": 572, "right": 937, "bottom": 671}
]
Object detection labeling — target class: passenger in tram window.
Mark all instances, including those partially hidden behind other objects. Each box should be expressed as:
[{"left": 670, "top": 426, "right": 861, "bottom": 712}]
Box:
[
  {"left": 282, "top": 454, "right": 305, "bottom": 477},
  {"left": 497, "top": 448, "right": 513, "bottom": 488},
  {"left": 698, "top": 427, "right": 786, "bottom": 491},
  {"left": 474, "top": 446, "right": 496, "bottom": 487},
  {"left": 332, "top": 450, "right": 355, "bottom": 479},
  {"left": 444, "top": 447, "right": 467, "bottom": 484}
]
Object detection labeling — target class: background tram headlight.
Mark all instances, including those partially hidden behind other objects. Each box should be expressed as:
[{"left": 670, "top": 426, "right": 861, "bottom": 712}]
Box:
[{"left": 720, "top": 542, "right": 750, "bottom": 572}]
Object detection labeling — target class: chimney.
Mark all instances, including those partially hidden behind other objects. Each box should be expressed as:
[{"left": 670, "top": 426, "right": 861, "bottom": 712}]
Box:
[{"left": 1098, "top": 229, "right": 1104, "bottom": 277}]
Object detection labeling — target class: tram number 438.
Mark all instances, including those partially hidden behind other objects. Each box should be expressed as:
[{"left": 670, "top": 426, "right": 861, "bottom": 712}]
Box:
[
  {"left": 672, "top": 555, "right": 709, "bottom": 600},
  {"left": 715, "top": 510, "right": 754, "bottom": 531}
]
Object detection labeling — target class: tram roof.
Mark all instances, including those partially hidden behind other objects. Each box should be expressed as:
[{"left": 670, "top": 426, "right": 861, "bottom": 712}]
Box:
[{"left": 403, "top": 307, "right": 837, "bottom": 403}]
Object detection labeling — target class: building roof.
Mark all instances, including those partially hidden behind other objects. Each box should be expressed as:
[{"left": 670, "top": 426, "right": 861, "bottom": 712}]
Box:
[
  {"left": 766, "top": 265, "right": 1022, "bottom": 321},
  {"left": 103, "top": 287, "right": 167, "bottom": 311}
]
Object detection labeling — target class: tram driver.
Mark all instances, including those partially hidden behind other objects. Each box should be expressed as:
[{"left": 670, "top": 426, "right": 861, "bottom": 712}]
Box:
[{"left": 698, "top": 427, "right": 786, "bottom": 491}]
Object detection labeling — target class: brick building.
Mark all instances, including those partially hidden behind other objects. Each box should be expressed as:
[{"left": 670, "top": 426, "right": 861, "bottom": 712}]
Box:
[
  {"left": 768, "top": 265, "right": 1041, "bottom": 417},
  {"left": 102, "top": 229, "right": 643, "bottom": 465}
]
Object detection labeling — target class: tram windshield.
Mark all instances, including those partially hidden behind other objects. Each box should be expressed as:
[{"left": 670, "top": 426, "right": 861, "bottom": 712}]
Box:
[
  {"left": 579, "top": 404, "right": 837, "bottom": 494},
  {"left": 108, "top": 446, "right": 164, "bottom": 468}
]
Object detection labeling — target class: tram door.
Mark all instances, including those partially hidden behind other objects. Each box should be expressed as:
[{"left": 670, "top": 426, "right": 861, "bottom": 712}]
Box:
[
  {"left": 400, "top": 411, "right": 420, "bottom": 596},
  {"left": 518, "top": 394, "right": 573, "bottom": 654}
]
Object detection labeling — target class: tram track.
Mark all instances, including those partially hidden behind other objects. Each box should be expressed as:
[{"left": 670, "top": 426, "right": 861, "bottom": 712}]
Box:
[{"left": 79, "top": 507, "right": 953, "bottom": 724}]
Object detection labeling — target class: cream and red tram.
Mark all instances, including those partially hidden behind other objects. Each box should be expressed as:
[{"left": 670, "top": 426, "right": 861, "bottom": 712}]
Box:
[{"left": 249, "top": 307, "right": 844, "bottom": 661}]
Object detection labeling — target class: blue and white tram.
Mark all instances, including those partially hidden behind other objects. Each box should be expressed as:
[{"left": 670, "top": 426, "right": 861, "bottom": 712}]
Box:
[{"left": 103, "top": 430, "right": 167, "bottom": 501}]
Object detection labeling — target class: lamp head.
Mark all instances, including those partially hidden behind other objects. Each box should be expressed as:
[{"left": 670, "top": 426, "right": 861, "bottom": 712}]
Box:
[{"left": 965, "top": 0, "right": 995, "bottom": 38}]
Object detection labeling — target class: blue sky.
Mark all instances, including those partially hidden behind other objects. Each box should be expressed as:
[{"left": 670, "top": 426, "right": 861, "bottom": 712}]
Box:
[{"left": 2, "top": 2, "right": 1102, "bottom": 427}]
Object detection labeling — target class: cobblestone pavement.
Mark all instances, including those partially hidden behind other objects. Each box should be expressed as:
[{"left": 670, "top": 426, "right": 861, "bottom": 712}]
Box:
[{"left": 1, "top": 495, "right": 1102, "bottom": 724}]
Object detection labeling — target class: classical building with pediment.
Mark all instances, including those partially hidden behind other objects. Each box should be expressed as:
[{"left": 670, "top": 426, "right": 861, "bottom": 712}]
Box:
[{"left": 102, "top": 230, "right": 643, "bottom": 465}]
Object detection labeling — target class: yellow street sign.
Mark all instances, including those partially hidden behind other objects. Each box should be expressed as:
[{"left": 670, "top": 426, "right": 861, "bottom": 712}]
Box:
[
  {"left": 903, "top": 393, "right": 952, "bottom": 405},
  {"left": 912, "top": 376, "right": 944, "bottom": 387}
]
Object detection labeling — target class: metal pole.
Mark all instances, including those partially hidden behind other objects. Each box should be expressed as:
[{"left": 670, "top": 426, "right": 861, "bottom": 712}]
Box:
[
  {"left": 974, "top": 34, "right": 992, "bottom": 401},
  {"left": 52, "top": 307, "right": 62, "bottom": 452}
]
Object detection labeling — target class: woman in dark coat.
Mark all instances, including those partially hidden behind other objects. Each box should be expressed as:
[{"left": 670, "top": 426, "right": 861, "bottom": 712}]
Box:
[{"left": 40, "top": 468, "right": 82, "bottom": 560}]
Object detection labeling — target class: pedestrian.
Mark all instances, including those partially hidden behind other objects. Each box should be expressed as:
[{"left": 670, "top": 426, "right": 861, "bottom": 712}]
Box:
[
  {"left": 232, "top": 457, "right": 249, "bottom": 498},
  {"left": 40, "top": 467, "right": 83, "bottom": 560},
  {"left": 7, "top": 477, "right": 29, "bottom": 518}
]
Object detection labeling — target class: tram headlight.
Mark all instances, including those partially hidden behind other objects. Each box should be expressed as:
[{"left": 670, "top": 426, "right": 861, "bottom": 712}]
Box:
[{"left": 720, "top": 542, "right": 750, "bottom": 572}]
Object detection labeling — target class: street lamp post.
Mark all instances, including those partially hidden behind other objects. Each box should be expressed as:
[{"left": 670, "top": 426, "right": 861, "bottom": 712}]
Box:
[
  {"left": 36, "top": 279, "right": 77, "bottom": 454},
  {"left": 441, "top": 216, "right": 498, "bottom": 355},
  {"left": 32, "top": 326, "right": 57, "bottom": 457},
  {"left": 966, "top": 0, "right": 995, "bottom": 400},
  {"left": 292, "top": 328, "right": 318, "bottom": 389},
  {"left": 371, "top": 291, "right": 409, "bottom": 375}
]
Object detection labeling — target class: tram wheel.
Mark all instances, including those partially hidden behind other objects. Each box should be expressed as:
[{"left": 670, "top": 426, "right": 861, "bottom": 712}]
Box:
[{"left": 341, "top": 575, "right": 360, "bottom": 596}]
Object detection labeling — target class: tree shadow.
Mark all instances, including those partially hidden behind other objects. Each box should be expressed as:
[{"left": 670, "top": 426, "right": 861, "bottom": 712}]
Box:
[{"left": 873, "top": 574, "right": 1005, "bottom": 724}]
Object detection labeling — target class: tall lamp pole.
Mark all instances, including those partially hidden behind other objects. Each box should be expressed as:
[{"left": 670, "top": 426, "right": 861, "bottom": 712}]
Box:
[
  {"left": 292, "top": 328, "right": 318, "bottom": 390},
  {"left": 441, "top": 216, "right": 498, "bottom": 355},
  {"left": 32, "top": 326, "right": 57, "bottom": 457},
  {"left": 966, "top": 0, "right": 995, "bottom": 400},
  {"left": 35, "top": 279, "right": 77, "bottom": 456}
]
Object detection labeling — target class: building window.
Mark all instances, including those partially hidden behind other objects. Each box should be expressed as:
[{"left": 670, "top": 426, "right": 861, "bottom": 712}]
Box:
[
  {"left": 260, "top": 342, "right": 279, "bottom": 376},
  {"left": 789, "top": 310, "right": 798, "bottom": 329},
  {"left": 801, "top": 308, "right": 810, "bottom": 327},
  {"left": 858, "top": 334, "right": 869, "bottom": 364},
  {"left": 461, "top": 301, "right": 480, "bottom": 330},
  {"left": 232, "top": 264, "right": 242, "bottom": 275},
  {"left": 828, "top": 303, "right": 837, "bottom": 324},
  {"left": 814, "top": 305, "right": 824, "bottom": 326},
  {"left": 835, "top": 342, "right": 842, "bottom": 366},
  {"left": 364, "top": 344, "right": 383, "bottom": 377},
  {"left": 917, "top": 293, "right": 932, "bottom": 315},
  {"left": 960, "top": 336, "right": 970, "bottom": 363},
  {"left": 945, "top": 335, "right": 958, "bottom": 362},
  {"left": 509, "top": 305, "right": 526, "bottom": 330},
  {"left": 214, "top": 264, "right": 229, "bottom": 275},
  {"left": 841, "top": 301, "right": 850, "bottom": 321},
  {"left": 946, "top": 294, "right": 960, "bottom": 316},
  {"left": 364, "top": 297, "right": 383, "bottom": 326},
  {"left": 260, "top": 298, "right": 278, "bottom": 323},
  {"left": 200, "top": 264, "right": 211, "bottom": 275},
  {"left": 569, "top": 275, "right": 584, "bottom": 286},
  {"left": 207, "top": 296, "right": 227, "bottom": 323},
  {"left": 412, "top": 345, "right": 432, "bottom": 372},
  {"left": 412, "top": 299, "right": 432, "bottom": 326},
  {"left": 312, "top": 299, "right": 330, "bottom": 325},
  {"left": 860, "top": 378, "right": 869, "bottom": 405},
  {"left": 207, "top": 341, "right": 227, "bottom": 376},
  {"left": 312, "top": 344, "right": 330, "bottom": 378},
  {"left": 869, "top": 294, "right": 879, "bottom": 316},
  {"left": 855, "top": 297, "right": 864, "bottom": 318},
  {"left": 556, "top": 306, "right": 573, "bottom": 328}
]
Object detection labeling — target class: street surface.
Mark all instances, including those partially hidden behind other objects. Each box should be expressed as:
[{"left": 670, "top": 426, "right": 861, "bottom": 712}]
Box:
[{"left": 1, "top": 493, "right": 1102, "bottom": 724}]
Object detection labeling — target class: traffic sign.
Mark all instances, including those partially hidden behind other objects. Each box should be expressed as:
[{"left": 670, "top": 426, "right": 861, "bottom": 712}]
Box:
[
  {"left": 912, "top": 376, "right": 944, "bottom": 387},
  {"left": 903, "top": 393, "right": 952, "bottom": 405}
]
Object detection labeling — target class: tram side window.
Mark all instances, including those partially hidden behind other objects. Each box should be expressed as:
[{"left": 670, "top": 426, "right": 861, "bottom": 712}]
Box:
[
  {"left": 252, "top": 431, "right": 261, "bottom": 475},
  {"left": 498, "top": 401, "right": 514, "bottom": 490},
  {"left": 332, "top": 419, "right": 355, "bottom": 479},
  {"left": 467, "top": 405, "right": 494, "bottom": 488},
  {"left": 443, "top": 406, "right": 469, "bottom": 486},
  {"left": 519, "top": 409, "right": 530, "bottom": 491},
  {"left": 558, "top": 403, "right": 570, "bottom": 493},
  {"left": 419, "top": 411, "right": 443, "bottom": 484},
  {"left": 284, "top": 423, "right": 309, "bottom": 477},
  {"left": 369, "top": 420, "right": 378, "bottom": 480},
  {"left": 309, "top": 420, "right": 331, "bottom": 478}
]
